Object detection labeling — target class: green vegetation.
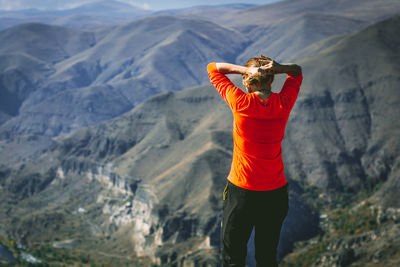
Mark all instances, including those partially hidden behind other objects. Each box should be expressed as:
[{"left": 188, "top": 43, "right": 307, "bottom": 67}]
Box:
[
  {"left": 330, "top": 203, "right": 378, "bottom": 235},
  {"left": 299, "top": 183, "right": 323, "bottom": 210},
  {"left": 281, "top": 175, "right": 385, "bottom": 267},
  {"left": 0, "top": 236, "right": 95, "bottom": 267},
  {"left": 283, "top": 238, "right": 329, "bottom": 267},
  {"left": 328, "top": 177, "right": 385, "bottom": 209},
  {"left": 27, "top": 244, "right": 76, "bottom": 264},
  {"left": 281, "top": 202, "right": 379, "bottom": 267},
  {"left": 0, "top": 237, "right": 145, "bottom": 267}
]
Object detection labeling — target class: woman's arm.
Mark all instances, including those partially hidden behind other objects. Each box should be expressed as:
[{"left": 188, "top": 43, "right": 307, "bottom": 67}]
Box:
[
  {"left": 215, "top": 63, "right": 258, "bottom": 75},
  {"left": 216, "top": 61, "right": 301, "bottom": 77},
  {"left": 272, "top": 63, "right": 302, "bottom": 76}
]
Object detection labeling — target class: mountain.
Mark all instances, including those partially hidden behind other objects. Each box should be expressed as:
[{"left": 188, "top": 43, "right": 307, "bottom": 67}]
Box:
[
  {"left": 59, "top": 0, "right": 149, "bottom": 16},
  {"left": 0, "top": 23, "right": 97, "bottom": 127},
  {"left": 217, "top": 0, "right": 400, "bottom": 63},
  {"left": 236, "top": 12, "right": 366, "bottom": 63},
  {"left": 283, "top": 15, "right": 400, "bottom": 196},
  {"left": 152, "top": 4, "right": 256, "bottom": 21},
  {"left": 0, "top": 0, "right": 151, "bottom": 30},
  {"left": 0, "top": 23, "right": 97, "bottom": 138},
  {"left": 0, "top": 16, "right": 246, "bottom": 138},
  {"left": 0, "top": 23, "right": 96, "bottom": 64},
  {"left": 217, "top": 0, "right": 400, "bottom": 29},
  {"left": 148, "top": 0, "right": 400, "bottom": 63},
  {"left": 0, "top": 53, "right": 51, "bottom": 121},
  {"left": 1, "top": 15, "right": 399, "bottom": 266}
]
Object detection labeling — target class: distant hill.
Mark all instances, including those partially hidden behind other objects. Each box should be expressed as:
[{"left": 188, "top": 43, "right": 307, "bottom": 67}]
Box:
[
  {"left": 58, "top": 0, "right": 149, "bottom": 16},
  {"left": 236, "top": 12, "right": 366, "bottom": 63},
  {"left": 0, "top": 16, "right": 246, "bottom": 138},
  {"left": 1, "top": 15, "right": 399, "bottom": 266},
  {"left": 0, "top": 53, "right": 52, "bottom": 120},
  {"left": 219, "top": 0, "right": 400, "bottom": 62},
  {"left": 0, "top": 23, "right": 96, "bottom": 63},
  {"left": 0, "top": 23, "right": 96, "bottom": 134},
  {"left": 0, "top": 2, "right": 256, "bottom": 30},
  {"left": 217, "top": 0, "right": 400, "bottom": 29},
  {"left": 0, "top": 0, "right": 151, "bottom": 30},
  {"left": 152, "top": 4, "right": 256, "bottom": 21}
]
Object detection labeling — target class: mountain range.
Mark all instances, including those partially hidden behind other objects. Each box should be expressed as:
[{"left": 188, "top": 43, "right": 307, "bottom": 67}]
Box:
[
  {"left": 0, "top": 0, "right": 151, "bottom": 30},
  {"left": 1, "top": 0, "right": 399, "bottom": 143},
  {"left": 0, "top": 16, "right": 246, "bottom": 139},
  {"left": 1, "top": 0, "right": 400, "bottom": 266}
]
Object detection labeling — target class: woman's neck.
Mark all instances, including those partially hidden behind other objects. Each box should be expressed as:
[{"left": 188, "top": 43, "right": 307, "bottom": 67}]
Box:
[{"left": 255, "top": 88, "right": 271, "bottom": 100}]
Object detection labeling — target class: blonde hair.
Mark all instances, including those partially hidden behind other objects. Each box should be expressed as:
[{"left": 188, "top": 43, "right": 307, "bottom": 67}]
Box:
[{"left": 242, "top": 56, "right": 274, "bottom": 89}]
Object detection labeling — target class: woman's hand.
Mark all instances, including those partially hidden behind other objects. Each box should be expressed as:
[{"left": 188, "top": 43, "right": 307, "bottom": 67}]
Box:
[
  {"left": 259, "top": 57, "right": 302, "bottom": 76},
  {"left": 259, "top": 59, "right": 283, "bottom": 75}
]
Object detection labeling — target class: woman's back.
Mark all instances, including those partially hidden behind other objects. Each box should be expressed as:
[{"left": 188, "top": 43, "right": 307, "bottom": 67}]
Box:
[{"left": 207, "top": 62, "right": 302, "bottom": 190}]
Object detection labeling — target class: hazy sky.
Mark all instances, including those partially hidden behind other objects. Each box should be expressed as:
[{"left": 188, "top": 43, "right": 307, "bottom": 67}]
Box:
[{"left": 0, "top": 0, "right": 280, "bottom": 11}]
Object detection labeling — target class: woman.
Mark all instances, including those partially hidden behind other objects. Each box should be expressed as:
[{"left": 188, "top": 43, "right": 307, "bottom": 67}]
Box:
[{"left": 207, "top": 56, "right": 302, "bottom": 267}]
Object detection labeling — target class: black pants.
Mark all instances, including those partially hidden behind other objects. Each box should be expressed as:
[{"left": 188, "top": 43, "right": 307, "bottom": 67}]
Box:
[{"left": 222, "top": 181, "right": 289, "bottom": 267}]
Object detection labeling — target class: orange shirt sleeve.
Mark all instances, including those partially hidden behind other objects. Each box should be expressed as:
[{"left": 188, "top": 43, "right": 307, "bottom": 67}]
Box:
[
  {"left": 207, "top": 62, "right": 247, "bottom": 111},
  {"left": 279, "top": 74, "right": 303, "bottom": 110}
]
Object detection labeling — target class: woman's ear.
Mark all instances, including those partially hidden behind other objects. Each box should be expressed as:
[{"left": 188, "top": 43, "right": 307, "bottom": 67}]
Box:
[{"left": 270, "top": 75, "right": 274, "bottom": 84}]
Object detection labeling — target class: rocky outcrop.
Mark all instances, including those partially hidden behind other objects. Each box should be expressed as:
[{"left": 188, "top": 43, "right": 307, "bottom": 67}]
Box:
[{"left": 314, "top": 205, "right": 400, "bottom": 267}]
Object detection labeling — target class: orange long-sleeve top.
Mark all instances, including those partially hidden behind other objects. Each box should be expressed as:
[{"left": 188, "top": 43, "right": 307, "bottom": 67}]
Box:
[{"left": 207, "top": 62, "right": 303, "bottom": 191}]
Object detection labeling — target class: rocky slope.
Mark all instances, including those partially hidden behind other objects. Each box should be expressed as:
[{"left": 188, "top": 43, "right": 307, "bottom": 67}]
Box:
[
  {"left": 280, "top": 15, "right": 400, "bottom": 267},
  {"left": 284, "top": 15, "right": 400, "bottom": 198}
]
